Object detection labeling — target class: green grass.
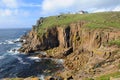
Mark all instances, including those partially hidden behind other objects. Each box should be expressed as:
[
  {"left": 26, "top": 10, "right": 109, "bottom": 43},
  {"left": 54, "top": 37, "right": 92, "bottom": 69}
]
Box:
[
  {"left": 85, "top": 72, "right": 120, "bottom": 80},
  {"left": 108, "top": 40, "right": 120, "bottom": 47},
  {"left": 95, "top": 72, "right": 120, "bottom": 80},
  {"left": 36, "top": 11, "right": 120, "bottom": 36}
]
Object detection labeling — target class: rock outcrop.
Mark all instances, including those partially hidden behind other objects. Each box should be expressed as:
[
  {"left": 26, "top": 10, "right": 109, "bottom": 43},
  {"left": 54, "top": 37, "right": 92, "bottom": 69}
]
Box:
[
  {"left": 19, "top": 16, "right": 120, "bottom": 79},
  {"left": 19, "top": 21, "right": 120, "bottom": 55}
]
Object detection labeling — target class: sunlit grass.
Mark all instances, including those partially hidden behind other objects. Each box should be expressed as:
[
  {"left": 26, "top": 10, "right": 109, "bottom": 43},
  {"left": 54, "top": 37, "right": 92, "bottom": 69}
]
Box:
[
  {"left": 95, "top": 72, "right": 120, "bottom": 80},
  {"left": 36, "top": 11, "right": 120, "bottom": 36},
  {"left": 85, "top": 72, "right": 120, "bottom": 80},
  {"left": 108, "top": 40, "right": 120, "bottom": 47}
]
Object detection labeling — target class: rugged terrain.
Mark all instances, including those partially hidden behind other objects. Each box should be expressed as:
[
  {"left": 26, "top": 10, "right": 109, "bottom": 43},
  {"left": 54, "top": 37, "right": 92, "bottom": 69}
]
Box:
[{"left": 18, "top": 12, "right": 120, "bottom": 80}]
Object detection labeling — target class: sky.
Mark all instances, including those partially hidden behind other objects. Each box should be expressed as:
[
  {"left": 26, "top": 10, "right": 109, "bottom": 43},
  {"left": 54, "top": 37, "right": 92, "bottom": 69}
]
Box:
[{"left": 0, "top": 0, "right": 120, "bottom": 28}]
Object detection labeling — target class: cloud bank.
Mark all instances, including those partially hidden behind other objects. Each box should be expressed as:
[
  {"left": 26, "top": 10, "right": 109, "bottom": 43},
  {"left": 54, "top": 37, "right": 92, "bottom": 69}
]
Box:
[
  {"left": 41, "top": 0, "right": 120, "bottom": 15},
  {"left": 0, "top": 0, "right": 41, "bottom": 28},
  {"left": 0, "top": 0, "right": 120, "bottom": 28}
]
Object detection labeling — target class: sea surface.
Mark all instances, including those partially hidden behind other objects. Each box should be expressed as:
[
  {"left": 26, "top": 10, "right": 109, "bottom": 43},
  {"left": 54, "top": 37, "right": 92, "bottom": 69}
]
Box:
[{"left": 0, "top": 29, "right": 63, "bottom": 79}]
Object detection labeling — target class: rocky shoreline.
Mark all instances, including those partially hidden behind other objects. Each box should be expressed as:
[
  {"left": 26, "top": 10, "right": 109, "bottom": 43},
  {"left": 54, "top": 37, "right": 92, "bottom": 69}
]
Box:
[
  {"left": 17, "top": 21, "right": 120, "bottom": 80},
  {"left": 8, "top": 12, "right": 119, "bottom": 80}
]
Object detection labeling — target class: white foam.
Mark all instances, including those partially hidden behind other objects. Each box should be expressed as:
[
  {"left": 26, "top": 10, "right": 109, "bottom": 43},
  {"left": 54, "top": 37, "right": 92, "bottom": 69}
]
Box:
[
  {"left": 14, "top": 38, "right": 23, "bottom": 43},
  {"left": 23, "top": 39, "right": 26, "bottom": 42},
  {"left": 0, "top": 40, "right": 14, "bottom": 45},
  {"left": 14, "top": 38, "right": 20, "bottom": 42},
  {"left": 53, "top": 59, "right": 64, "bottom": 64},
  {"left": 5, "top": 40, "right": 14, "bottom": 44},
  {"left": 14, "top": 56, "right": 30, "bottom": 65},
  {"left": 56, "top": 59, "right": 64, "bottom": 64},
  {"left": 17, "top": 43, "right": 21, "bottom": 47},
  {"left": 40, "top": 51, "right": 47, "bottom": 55},
  {"left": 28, "top": 57, "right": 40, "bottom": 60},
  {"left": 0, "top": 42, "right": 7, "bottom": 45},
  {"left": 0, "top": 38, "right": 21, "bottom": 45},
  {"left": 28, "top": 57, "right": 41, "bottom": 62},
  {"left": 7, "top": 47, "right": 20, "bottom": 54},
  {"left": 0, "top": 56, "right": 5, "bottom": 60},
  {"left": 38, "top": 75, "right": 45, "bottom": 80}
]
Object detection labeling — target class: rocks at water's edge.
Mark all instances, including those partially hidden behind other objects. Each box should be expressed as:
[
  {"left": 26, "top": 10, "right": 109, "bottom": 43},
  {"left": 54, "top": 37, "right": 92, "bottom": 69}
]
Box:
[{"left": 18, "top": 17, "right": 120, "bottom": 79}]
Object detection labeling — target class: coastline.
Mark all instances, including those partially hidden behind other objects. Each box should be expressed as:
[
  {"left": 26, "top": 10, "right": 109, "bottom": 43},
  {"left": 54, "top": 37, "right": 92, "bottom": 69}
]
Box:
[{"left": 4, "top": 12, "right": 120, "bottom": 80}]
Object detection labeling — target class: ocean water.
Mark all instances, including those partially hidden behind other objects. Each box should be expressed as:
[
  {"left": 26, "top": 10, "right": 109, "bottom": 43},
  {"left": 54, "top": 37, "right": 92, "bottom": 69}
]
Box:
[{"left": 0, "top": 29, "right": 63, "bottom": 79}]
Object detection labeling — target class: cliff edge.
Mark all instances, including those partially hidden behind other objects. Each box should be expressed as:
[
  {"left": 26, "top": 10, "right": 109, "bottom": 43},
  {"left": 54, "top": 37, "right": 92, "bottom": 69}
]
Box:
[{"left": 19, "top": 12, "right": 120, "bottom": 80}]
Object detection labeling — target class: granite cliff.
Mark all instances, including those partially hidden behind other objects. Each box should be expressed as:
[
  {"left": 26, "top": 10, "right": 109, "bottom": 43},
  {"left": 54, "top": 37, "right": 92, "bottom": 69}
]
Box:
[{"left": 19, "top": 12, "right": 120, "bottom": 80}]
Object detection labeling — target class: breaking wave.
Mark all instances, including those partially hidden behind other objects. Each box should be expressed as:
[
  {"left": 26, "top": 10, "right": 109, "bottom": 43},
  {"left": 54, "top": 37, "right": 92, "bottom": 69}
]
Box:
[
  {"left": 7, "top": 47, "right": 20, "bottom": 54},
  {"left": 0, "top": 38, "right": 22, "bottom": 45}
]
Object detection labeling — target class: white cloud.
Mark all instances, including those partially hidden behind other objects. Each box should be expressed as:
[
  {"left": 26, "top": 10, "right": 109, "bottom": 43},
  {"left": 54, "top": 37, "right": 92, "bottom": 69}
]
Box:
[
  {"left": 42, "top": 0, "right": 75, "bottom": 13},
  {"left": 0, "top": 0, "right": 120, "bottom": 28},
  {"left": 0, "top": 0, "right": 40, "bottom": 17},
  {"left": 0, "top": 9, "right": 29, "bottom": 17},
  {"left": 20, "top": 3, "right": 41, "bottom": 7},
  {"left": 41, "top": 0, "right": 120, "bottom": 15},
  {"left": 0, "top": 0, "right": 41, "bottom": 8},
  {"left": 0, "top": 9, "right": 12, "bottom": 16},
  {"left": 113, "top": 6, "right": 120, "bottom": 11},
  {"left": 93, "top": 6, "right": 120, "bottom": 13},
  {"left": 0, "top": 0, "right": 40, "bottom": 28},
  {"left": 1, "top": 0, "right": 18, "bottom": 8},
  {"left": 93, "top": 8, "right": 112, "bottom": 13},
  {"left": 0, "top": 0, "right": 32, "bottom": 17}
]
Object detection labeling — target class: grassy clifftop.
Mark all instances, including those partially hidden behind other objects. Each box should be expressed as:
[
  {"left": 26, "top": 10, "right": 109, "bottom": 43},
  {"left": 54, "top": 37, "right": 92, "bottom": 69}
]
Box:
[
  {"left": 19, "top": 11, "right": 120, "bottom": 79},
  {"left": 36, "top": 11, "right": 120, "bottom": 35}
]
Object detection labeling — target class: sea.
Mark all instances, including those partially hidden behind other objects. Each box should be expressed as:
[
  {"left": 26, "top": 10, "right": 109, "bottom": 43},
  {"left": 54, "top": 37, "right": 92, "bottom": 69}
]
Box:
[{"left": 0, "top": 29, "right": 63, "bottom": 79}]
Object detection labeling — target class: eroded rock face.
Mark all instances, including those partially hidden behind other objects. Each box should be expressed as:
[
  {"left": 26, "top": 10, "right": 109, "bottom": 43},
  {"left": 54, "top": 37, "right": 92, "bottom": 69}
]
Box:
[
  {"left": 20, "top": 23, "right": 117, "bottom": 51},
  {"left": 19, "top": 27, "right": 59, "bottom": 53},
  {"left": 19, "top": 21, "right": 87, "bottom": 53},
  {"left": 19, "top": 21, "right": 120, "bottom": 65},
  {"left": 19, "top": 29, "right": 40, "bottom": 53},
  {"left": 19, "top": 21, "right": 120, "bottom": 79}
]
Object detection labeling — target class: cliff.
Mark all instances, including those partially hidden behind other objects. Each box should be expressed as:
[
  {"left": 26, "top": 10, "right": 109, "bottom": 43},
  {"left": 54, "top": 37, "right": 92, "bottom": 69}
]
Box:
[{"left": 19, "top": 12, "right": 120, "bottom": 79}]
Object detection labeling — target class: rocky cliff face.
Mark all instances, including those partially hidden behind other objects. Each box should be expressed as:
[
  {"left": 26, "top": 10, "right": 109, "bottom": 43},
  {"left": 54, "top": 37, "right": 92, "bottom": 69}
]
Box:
[
  {"left": 19, "top": 21, "right": 120, "bottom": 79},
  {"left": 19, "top": 21, "right": 85, "bottom": 53},
  {"left": 20, "top": 21, "right": 120, "bottom": 54}
]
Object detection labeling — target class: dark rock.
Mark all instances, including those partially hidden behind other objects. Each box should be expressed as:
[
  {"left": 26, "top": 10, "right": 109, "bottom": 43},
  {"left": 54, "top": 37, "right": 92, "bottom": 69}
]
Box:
[
  {"left": 63, "top": 47, "right": 73, "bottom": 56},
  {"left": 67, "top": 76, "right": 73, "bottom": 80},
  {"left": 49, "top": 77, "right": 55, "bottom": 80}
]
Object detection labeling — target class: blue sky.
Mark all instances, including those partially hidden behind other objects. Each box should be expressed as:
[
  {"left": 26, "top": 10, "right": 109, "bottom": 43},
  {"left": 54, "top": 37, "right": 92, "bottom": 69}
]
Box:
[{"left": 0, "top": 0, "right": 120, "bottom": 28}]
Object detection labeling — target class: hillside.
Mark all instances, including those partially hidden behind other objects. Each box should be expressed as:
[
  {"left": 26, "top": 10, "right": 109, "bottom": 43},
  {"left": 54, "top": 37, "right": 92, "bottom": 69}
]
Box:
[
  {"left": 36, "top": 12, "right": 120, "bottom": 35},
  {"left": 19, "top": 11, "right": 120, "bottom": 80}
]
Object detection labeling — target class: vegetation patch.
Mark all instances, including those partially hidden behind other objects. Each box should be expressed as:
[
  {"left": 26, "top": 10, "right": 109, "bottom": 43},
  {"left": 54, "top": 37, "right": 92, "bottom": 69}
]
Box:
[
  {"left": 85, "top": 72, "right": 120, "bottom": 80},
  {"left": 35, "top": 12, "right": 120, "bottom": 36},
  {"left": 108, "top": 40, "right": 120, "bottom": 47},
  {"left": 95, "top": 72, "right": 120, "bottom": 80}
]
